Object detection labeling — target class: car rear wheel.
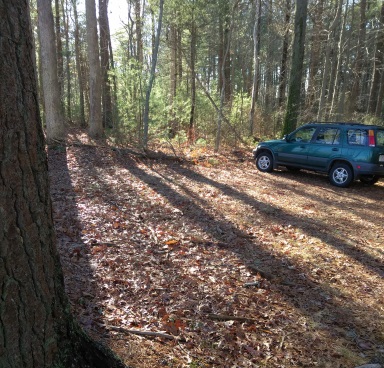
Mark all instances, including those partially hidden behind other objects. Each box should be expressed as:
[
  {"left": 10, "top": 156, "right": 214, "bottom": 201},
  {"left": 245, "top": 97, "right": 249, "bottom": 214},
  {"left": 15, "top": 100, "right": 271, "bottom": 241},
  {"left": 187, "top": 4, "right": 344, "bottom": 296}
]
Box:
[
  {"left": 256, "top": 152, "right": 274, "bottom": 172},
  {"left": 359, "top": 175, "right": 380, "bottom": 185},
  {"left": 329, "top": 163, "right": 353, "bottom": 187}
]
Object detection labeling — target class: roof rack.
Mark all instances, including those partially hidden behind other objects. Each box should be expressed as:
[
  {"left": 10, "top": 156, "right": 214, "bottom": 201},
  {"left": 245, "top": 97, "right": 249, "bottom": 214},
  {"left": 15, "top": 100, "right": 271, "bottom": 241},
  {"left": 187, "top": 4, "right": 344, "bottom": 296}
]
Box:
[{"left": 306, "top": 121, "right": 363, "bottom": 125}]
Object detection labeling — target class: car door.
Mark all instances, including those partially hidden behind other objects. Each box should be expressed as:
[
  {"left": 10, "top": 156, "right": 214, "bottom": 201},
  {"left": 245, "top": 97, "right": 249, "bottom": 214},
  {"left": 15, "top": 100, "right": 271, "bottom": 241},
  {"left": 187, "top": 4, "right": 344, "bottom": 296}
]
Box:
[
  {"left": 307, "top": 127, "right": 341, "bottom": 169},
  {"left": 276, "top": 126, "right": 317, "bottom": 166}
]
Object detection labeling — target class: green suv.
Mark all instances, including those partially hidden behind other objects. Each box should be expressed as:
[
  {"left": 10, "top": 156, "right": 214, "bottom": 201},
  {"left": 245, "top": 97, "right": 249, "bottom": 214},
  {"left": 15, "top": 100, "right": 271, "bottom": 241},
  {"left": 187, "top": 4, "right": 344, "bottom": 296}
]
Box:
[{"left": 253, "top": 122, "right": 384, "bottom": 187}]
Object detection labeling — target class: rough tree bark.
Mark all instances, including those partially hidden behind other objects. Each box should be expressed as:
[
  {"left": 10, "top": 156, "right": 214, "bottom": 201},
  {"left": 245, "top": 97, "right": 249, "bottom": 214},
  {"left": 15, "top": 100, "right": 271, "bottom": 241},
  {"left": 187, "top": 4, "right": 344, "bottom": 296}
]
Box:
[{"left": 0, "top": 1, "right": 126, "bottom": 367}]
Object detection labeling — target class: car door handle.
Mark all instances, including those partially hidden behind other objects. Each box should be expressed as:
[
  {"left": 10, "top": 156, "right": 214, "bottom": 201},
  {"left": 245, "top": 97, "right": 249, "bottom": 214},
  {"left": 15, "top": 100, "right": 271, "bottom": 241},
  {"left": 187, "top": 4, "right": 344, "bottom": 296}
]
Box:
[{"left": 332, "top": 148, "right": 339, "bottom": 151}]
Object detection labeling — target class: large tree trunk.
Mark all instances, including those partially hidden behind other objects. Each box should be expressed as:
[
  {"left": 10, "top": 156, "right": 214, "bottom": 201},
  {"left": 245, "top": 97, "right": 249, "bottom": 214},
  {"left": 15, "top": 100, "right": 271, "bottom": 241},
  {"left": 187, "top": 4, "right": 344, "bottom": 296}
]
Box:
[
  {"left": 86, "top": 0, "right": 103, "bottom": 138},
  {"left": 0, "top": 2, "right": 126, "bottom": 367},
  {"left": 282, "top": 0, "right": 308, "bottom": 136},
  {"left": 37, "top": 0, "right": 65, "bottom": 143}
]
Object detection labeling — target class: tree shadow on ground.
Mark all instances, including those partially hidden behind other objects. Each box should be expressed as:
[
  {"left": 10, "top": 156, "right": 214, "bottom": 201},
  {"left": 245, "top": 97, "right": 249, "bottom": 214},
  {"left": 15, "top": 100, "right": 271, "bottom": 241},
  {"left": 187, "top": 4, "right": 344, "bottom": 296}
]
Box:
[
  {"left": 113, "top": 154, "right": 383, "bottom": 361},
  {"left": 164, "top": 163, "right": 384, "bottom": 278},
  {"left": 50, "top": 142, "right": 383, "bottom": 366},
  {"left": 48, "top": 146, "right": 124, "bottom": 354}
]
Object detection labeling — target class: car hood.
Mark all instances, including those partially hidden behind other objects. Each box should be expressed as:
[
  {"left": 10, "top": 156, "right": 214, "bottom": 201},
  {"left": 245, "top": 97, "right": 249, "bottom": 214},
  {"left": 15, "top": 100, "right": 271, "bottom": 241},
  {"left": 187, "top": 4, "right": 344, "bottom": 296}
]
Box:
[{"left": 257, "top": 139, "right": 285, "bottom": 147}]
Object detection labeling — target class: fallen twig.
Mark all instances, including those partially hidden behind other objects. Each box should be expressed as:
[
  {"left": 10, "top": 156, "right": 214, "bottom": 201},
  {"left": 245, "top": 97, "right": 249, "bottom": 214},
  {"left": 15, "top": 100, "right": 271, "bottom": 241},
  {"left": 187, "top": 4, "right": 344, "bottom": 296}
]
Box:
[{"left": 107, "top": 325, "right": 175, "bottom": 340}]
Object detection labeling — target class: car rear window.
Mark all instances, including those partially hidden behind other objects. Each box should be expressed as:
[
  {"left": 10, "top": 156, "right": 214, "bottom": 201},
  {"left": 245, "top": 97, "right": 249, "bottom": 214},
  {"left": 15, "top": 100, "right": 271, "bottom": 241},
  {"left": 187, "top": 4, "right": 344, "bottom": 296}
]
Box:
[
  {"left": 377, "top": 130, "right": 384, "bottom": 147},
  {"left": 347, "top": 129, "right": 368, "bottom": 146}
]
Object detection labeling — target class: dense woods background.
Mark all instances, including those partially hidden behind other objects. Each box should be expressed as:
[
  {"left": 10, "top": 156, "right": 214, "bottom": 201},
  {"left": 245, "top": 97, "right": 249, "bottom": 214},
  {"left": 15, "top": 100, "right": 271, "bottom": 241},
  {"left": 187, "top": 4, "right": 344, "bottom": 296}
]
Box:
[{"left": 31, "top": 0, "right": 384, "bottom": 149}]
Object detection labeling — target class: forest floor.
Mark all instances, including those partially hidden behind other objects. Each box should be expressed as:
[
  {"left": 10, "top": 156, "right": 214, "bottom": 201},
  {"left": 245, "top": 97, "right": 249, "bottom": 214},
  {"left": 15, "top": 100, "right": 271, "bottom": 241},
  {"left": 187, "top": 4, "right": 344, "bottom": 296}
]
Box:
[{"left": 48, "top": 130, "right": 384, "bottom": 368}]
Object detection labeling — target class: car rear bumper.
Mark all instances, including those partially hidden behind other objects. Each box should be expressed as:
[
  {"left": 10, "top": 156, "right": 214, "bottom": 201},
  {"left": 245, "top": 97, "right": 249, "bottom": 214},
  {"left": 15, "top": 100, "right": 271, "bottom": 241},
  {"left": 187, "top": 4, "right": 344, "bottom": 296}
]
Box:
[{"left": 354, "top": 162, "right": 384, "bottom": 177}]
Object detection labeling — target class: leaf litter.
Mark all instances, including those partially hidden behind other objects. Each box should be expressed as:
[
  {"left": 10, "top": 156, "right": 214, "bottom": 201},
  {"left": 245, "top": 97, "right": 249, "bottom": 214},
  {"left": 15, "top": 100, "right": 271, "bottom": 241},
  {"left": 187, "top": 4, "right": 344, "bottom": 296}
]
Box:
[{"left": 48, "top": 131, "right": 384, "bottom": 367}]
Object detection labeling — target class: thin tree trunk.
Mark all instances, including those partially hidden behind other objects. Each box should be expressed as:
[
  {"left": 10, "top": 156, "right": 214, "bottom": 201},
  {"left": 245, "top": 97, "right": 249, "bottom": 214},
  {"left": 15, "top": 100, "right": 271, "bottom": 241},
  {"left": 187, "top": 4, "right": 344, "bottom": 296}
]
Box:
[
  {"left": 142, "top": 0, "right": 164, "bottom": 148},
  {"left": 55, "top": 0, "right": 63, "bottom": 97},
  {"left": 282, "top": 0, "right": 308, "bottom": 136},
  {"left": 264, "top": 0, "right": 273, "bottom": 112},
  {"left": 135, "top": 0, "right": 144, "bottom": 65},
  {"left": 306, "top": 0, "right": 324, "bottom": 108},
  {"left": 215, "top": 0, "right": 240, "bottom": 152},
  {"left": 337, "top": 0, "right": 355, "bottom": 119},
  {"left": 330, "top": 0, "right": 349, "bottom": 119},
  {"left": 37, "top": 0, "right": 65, "bottom": 143},
  {"left": 249, "top": 0, "right": 261, "bottom": 136},
  {"left": 86, "top": 0, "right": 103, "bottom": 138},
  {"left": 99, "top": 0, "right": 113, "bottom": 128},
  {"left": 349, "top": 0, "right": 367, "bottom": 113},
  {"left": 189, "top": 4, "right": 197, "bottom": 143},
  {"left": 73, "top": 0, "right": 86, "bottom": 127},
  {"left": 368, "top": 2, "right": 384, "bottom": 116},
  {"left": 63, "top": 0, "right": 72, "bottom": 122},
  {"left": 169, "top": 22, "right": 177, "bottom": 137},
  {"left": 108, "top": 32, "right": 119, "bottom": 124},
  {"left": 317, "top": 0, "right": 342, "bottom": 121},
  {"left": 278, "top": 0, "right": 291, "bottom": 107},
  {"left": 376, "top": 70, "right": 384, "bottom": 117}
]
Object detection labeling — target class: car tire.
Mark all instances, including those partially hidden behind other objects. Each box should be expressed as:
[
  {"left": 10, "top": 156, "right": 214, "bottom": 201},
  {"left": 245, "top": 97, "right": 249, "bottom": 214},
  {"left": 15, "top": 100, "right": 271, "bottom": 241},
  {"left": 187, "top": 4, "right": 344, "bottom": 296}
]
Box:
[
  {"left": 329, "top": 163, "right": 353, "bottom": 187},
  {"left": 359, "top": 175, "right": 379, "bottom": 185},
  {"left": 256, "top": 152, "right": 274, "bottom": 172}
]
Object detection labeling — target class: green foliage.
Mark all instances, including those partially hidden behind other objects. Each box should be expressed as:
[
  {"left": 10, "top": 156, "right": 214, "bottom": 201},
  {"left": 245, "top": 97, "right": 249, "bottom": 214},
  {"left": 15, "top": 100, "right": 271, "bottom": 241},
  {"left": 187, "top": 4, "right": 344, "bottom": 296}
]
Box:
[
  {"left": 363, "top": 114, "right": 384, "bottom": 127},
  {"left": 97, "top": 0, "right": 384, "bottom": 149}
]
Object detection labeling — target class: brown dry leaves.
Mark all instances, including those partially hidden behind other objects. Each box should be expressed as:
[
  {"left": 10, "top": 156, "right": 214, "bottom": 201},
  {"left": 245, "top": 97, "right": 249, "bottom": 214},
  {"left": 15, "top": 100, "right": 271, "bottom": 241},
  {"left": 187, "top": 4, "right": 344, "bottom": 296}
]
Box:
[{"left": 49, "top": 133, "right": 384, "bottom": 368}]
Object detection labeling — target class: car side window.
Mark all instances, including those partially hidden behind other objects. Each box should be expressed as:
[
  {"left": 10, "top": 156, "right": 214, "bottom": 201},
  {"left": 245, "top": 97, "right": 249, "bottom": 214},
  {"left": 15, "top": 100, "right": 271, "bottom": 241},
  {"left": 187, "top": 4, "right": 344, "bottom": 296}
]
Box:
[
  {"left": 315, "top": 128, "right": 340, "bottom": 145},
  {"left": 347, "top": 129, "right": 368, "bottom": 146},
  {"left": 290, "top": 127, "right": 316, "bottom": 143},
  {"left": 376, "top": 130, "right": 384, "bottom": 147}
]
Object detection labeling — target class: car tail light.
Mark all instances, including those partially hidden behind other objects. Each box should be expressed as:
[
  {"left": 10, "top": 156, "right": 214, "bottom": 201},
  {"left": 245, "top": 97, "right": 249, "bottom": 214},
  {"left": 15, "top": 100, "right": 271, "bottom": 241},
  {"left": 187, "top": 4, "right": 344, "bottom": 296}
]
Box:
[{"left": 368, "top": 130, "right": 375, "bottom": 146}]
